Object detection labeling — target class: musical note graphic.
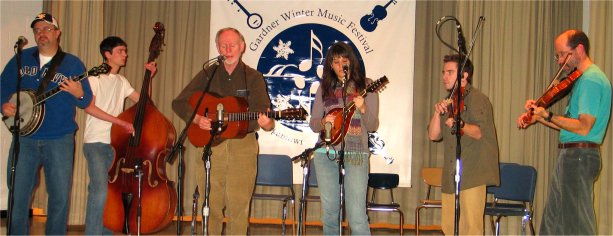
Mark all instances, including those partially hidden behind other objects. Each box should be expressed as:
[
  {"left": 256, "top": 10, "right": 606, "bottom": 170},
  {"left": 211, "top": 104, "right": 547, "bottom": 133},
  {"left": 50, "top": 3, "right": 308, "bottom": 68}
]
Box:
[
  {"left": 264, "top": 64, "right": 308, "bottom": 92},
  {"left": 360, "top": 0, "right": 397, "bottom": 32},
  {"left": 228, "top": 0, "right": 263, "bottom": 29},
  {"left": 298, "top": 30, "right": 324, "bottom": 73}
]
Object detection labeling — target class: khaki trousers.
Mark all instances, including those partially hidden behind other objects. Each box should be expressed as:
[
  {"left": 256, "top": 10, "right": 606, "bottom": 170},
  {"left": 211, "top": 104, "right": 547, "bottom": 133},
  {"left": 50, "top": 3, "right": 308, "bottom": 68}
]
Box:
[
  {"left": 441, "top": 185, "right": 486, "bottom": 235},
  {"left": 196, "top": 133, "right": 258, "bottom": 235}
]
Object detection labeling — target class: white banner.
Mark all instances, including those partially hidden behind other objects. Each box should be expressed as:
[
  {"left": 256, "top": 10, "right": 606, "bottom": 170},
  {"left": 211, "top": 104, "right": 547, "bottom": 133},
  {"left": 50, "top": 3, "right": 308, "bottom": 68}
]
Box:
[{"left": 211, "top": 0, "right": 415, "bottom": 186}]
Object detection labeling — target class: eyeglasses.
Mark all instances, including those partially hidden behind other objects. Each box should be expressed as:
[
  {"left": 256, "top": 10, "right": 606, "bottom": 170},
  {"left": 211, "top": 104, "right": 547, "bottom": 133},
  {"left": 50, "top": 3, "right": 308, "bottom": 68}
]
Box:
[
  {"left": 553, "top": 48, "right": 574, "bottom": 62},
  {"left": 33, "top": 27, "right": 56, "bottom": 34}
]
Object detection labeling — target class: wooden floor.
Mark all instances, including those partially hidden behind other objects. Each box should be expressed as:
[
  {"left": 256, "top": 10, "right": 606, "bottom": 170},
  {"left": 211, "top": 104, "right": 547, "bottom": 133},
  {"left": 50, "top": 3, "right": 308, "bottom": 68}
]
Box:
[{"left": 1, "top": 216, "right": 443, "bottom": 235}]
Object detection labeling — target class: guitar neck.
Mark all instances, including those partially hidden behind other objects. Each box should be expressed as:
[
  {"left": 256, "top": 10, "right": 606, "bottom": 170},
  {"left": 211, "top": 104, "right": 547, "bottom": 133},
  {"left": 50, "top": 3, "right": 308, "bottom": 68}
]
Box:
[
  {"left": 227, "top": 111, "right": 280, "bottom": 121},
  {"left": 35, "top": 71, "right": 90, "bottom": 106}
]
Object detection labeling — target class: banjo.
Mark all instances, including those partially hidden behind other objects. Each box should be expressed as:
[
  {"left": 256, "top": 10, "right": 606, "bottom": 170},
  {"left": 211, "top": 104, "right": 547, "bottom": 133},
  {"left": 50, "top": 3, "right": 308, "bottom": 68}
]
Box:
[{"left": 3, "top": 63, "right": 110, "bottom": 136}]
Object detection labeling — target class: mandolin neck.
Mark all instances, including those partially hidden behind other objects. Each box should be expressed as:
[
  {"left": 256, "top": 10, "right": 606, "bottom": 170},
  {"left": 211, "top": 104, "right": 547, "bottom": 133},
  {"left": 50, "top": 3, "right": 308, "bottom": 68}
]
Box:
[{"left": 343, "top": 88, "right": 371, "bottom": 113}]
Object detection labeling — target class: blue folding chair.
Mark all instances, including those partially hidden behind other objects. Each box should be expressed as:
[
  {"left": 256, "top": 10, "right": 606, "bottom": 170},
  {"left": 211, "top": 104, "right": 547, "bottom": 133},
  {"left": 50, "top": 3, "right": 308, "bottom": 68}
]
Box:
[
  {"left": 252, "top": 154, "right": 295, "bottom": 235},
  {"left": 485, "top": 163, "right": 537, "bottom": 235},
  {"left": 367, "top": 173, "right": 405, "bottom": 235}
]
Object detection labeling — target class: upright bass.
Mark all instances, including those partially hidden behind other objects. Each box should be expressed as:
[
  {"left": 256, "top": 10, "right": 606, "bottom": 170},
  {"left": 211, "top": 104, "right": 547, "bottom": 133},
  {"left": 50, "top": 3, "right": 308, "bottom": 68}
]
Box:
[{"left": 104, "top": 22, "right": 177, "bottom": 234}]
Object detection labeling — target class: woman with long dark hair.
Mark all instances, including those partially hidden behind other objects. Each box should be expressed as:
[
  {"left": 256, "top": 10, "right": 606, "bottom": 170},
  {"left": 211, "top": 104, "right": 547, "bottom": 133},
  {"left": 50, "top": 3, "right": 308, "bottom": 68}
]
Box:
[{"left": 309, "top": 41, "right": 379, "bottom": 234}]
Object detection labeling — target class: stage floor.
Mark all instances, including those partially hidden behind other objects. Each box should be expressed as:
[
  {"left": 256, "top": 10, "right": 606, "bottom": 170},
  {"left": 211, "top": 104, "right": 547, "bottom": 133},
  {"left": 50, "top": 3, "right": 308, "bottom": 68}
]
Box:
[{"left": 1, "top": 216, "right": 443, "bottom": 235}]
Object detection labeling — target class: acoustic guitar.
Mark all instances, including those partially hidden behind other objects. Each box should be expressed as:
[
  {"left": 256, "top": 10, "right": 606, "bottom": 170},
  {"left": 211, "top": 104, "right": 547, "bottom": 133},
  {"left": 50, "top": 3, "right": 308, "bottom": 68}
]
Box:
[{"left": 187, "top": 92, "right": 307, "bottom": 147}]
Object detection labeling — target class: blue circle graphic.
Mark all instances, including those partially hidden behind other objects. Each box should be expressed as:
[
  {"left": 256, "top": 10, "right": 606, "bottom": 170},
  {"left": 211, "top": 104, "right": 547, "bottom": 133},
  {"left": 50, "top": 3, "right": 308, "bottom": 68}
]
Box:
[{"left": 257, "top": 23, "right": 364, "bottom": 132}]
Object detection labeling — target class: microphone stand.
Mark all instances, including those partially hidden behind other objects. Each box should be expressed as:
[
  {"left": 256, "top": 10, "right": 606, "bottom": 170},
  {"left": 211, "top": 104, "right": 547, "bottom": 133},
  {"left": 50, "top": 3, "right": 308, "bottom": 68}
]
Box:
[
  {"left": 292, "top": 141, "right": 324, "bottom": 235},
  {"left": 135, "top": 159, "right": 143, "bottom": 236},
  {"left": 200, "top": 122, "right": 224, "bottom": 236},
  {"left": 166, "top": 56, "right": 223, "bottom": 235},
  {"left": 165, "top": 57, "right": 222, "bottom": 235},
  {"left": 7, "top": 41, "right": 24, "bottom": 235},
  {"left": 449, "top": 16, "right": 485, "bottom": 236},
  {"left": 337, "top": 72, "right": 349, "bottom": 235},
  {"left": 191, "top": 186, "right": 200, "bottom": 235}
]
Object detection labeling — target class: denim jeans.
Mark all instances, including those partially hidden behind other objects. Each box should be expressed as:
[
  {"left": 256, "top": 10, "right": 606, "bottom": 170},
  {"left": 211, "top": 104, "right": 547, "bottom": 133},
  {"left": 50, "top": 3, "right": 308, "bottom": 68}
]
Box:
[
  {"left": 7, "top": 134, "right": 75, "bottom": 235},
  {"left": 540, "top": 147, "right": 601, "bottom": 235},
  {"left": 83, "top": 143, "right": 115, "bottom": 235},
  {"left": 313, "top": 150, "right": 371, "bottom": 235}
]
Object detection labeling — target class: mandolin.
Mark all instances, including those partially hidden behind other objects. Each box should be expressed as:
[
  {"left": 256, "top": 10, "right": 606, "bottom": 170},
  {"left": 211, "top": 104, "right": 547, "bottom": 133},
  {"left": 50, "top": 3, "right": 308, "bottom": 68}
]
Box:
[{"left": 320, "top": 76, "right": 389, "bottom": 145}]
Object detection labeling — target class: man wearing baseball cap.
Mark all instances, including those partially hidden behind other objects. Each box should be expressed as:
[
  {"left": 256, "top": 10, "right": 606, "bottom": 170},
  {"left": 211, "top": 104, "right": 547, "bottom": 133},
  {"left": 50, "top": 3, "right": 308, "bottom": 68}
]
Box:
[{"left": 1, "top": 12, "right": 92, "bottom": 234}]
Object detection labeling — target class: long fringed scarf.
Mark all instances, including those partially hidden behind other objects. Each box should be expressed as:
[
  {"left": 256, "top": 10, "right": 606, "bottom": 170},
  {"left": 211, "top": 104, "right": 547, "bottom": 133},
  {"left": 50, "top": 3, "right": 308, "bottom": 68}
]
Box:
[{"left": 322, "top": 85, "right": 369, "bottom": 166}]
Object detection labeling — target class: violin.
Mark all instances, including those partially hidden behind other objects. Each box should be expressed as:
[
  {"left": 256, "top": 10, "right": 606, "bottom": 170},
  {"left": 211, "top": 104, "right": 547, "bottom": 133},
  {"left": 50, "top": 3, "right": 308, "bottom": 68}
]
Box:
[
  {"left": 442, "top": 84, "right": 466, "bottom": 135},
  {"left": 521, "top": 69, "right": 582, "bottom": 123}
]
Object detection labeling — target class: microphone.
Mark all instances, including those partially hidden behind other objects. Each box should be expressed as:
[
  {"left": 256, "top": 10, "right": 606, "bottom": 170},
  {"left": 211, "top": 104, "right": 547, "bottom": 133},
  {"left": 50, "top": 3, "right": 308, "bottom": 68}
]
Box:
[
  {"left": 14, "top": 36, "right": 28, "bottom": 50},
  {"left": 216, "top": 55, "right": 225, "bottom": 63},
  {"left": 454, "top": 19, "right": 468, "bottom": 55},
  {"left": 216, "top": 103, "right": 224, "bottom": 133},
  {"left": 203, "top": 55, "right": 225, "bottom": 67},
  {"left": 324, "top": 121, "right": 332, "bottom": 151}
]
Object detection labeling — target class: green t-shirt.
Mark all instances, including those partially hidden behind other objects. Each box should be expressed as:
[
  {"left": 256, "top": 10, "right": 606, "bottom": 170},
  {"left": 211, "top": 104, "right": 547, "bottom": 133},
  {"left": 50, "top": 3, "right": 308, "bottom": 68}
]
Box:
[{"left": 560, "top": 64, "right": 612, "bottom": 144}]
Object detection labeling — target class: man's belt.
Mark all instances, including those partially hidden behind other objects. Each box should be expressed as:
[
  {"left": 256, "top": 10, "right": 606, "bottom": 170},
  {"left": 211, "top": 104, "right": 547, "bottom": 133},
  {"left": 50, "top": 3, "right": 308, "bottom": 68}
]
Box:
[{"left": 558, "top": 142, "right": 600, "bottom": 149}]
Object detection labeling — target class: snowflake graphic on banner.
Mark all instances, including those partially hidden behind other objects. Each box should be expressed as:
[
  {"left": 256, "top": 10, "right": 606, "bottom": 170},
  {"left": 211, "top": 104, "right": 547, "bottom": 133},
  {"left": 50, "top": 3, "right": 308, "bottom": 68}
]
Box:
[{"left": 272, "top": 39, "right": 294, "bottom": 60}]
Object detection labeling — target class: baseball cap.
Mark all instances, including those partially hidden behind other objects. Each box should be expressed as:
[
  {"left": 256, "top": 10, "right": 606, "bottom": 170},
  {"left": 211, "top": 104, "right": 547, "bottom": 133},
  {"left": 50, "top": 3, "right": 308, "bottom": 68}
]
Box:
[{"left": 30, "top": 13, "right": 59, "bottom": 29}]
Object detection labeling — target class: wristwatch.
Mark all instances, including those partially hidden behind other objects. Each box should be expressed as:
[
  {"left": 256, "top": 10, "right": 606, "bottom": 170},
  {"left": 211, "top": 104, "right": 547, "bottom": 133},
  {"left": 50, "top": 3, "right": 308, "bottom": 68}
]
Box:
[{"left": 544, "top": 111, "right": 553, "bottom": 122}]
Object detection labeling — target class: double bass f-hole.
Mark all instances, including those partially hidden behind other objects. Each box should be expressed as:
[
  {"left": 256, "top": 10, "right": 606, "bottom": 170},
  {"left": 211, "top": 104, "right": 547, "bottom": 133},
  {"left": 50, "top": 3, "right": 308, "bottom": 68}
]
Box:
[{"left": 113, "top": 159, "right": 158, "bottom": 187}]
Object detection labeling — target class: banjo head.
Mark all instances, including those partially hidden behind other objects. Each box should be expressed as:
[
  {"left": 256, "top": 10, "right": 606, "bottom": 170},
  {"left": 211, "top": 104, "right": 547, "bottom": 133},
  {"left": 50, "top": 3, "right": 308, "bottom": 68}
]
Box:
[{"left": 4, "top": 90, "right": 44, "bottom": 136}]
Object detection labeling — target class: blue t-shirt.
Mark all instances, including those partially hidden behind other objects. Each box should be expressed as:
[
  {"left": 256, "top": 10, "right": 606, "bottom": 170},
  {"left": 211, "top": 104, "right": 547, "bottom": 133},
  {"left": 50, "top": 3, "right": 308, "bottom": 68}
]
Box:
[
  {"left": 560, "top": 64, "right": 612, "bottom": 144},
  {"left": 1, "top": 47, "right": 92, "bottom": 139}
]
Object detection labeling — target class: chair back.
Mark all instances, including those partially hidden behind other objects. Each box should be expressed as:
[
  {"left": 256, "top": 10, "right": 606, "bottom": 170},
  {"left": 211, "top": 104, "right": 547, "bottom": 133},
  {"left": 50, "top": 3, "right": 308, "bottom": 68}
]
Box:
[
  {"left": 491, "top": 163, "right": 537, "bottom": 202},
  {"left": 486, "top": 162, "right": 511, "bottom": 194},
  {"left": 369, "top": 173, "right": 399, "bottom": 189},
  {"left": 256, "top": 154, "right": 293, "bottom": 187},
  {"left": 421, "top": 167, "right": 442, "bottom": 199},
  {"left": 421, "top": 168, "right": 442, "bottom": 187}
]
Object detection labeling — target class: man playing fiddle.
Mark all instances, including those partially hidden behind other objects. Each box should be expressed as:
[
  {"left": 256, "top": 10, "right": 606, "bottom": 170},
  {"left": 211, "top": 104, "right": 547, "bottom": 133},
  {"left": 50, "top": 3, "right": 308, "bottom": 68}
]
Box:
[
  {"left": 428, "top": 54, "right": 500, "bottom": 235},
  {"left": 517, "top": 29, "right": 611, "bottom": 235}
]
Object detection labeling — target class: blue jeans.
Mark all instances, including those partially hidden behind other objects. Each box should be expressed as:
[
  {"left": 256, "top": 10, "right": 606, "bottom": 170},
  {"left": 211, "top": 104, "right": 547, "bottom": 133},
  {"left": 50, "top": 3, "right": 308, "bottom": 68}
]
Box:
[
  {"left": 313, "top": 150, "right": 371, "bottom": 235},
  {"left": 83, "top": 143, "right": 115, "bottom": 235},
  {"left": 540, "top": 147, "right": 601, "bottom": 235},
  {"left": 7, "top": 134, "right": 75, "bottom": 235}
]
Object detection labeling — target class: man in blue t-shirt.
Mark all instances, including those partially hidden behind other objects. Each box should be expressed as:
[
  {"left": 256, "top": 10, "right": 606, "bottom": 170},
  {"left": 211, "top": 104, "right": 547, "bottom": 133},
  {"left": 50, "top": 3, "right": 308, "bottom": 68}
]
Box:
[
  {"left": 517, "top": 29, "right": 611, "bottom": 235},
  {"left": 1, "top": 13, "right": 92, "bottom": 234}
]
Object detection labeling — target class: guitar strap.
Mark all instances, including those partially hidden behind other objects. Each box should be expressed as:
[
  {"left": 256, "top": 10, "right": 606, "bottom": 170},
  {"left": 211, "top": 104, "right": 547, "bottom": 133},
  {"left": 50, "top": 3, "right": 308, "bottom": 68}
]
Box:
[{"left": 36, "top": 49, "right": 66, "bottom": 95}]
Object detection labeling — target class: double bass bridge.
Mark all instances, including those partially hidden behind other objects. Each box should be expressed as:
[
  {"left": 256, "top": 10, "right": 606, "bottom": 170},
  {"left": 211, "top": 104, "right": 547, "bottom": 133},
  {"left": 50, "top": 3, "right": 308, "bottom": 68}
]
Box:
[{"left": 108, "top": 158, "right": 159, "bottom": 187}]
